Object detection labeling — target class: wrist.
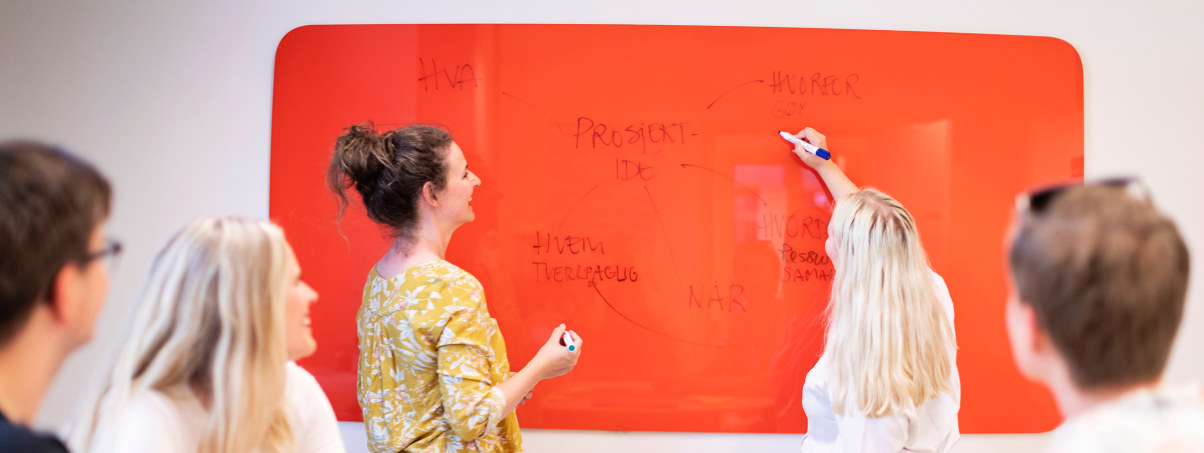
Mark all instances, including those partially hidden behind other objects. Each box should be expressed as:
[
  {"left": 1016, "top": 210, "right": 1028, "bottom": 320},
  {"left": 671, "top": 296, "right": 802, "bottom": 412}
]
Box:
[
  {"left": 814, "top": 159, "right": 839, "bottom": 174},
  {"left": 519, "top": 361, "right": 548, "bottom": 382}
]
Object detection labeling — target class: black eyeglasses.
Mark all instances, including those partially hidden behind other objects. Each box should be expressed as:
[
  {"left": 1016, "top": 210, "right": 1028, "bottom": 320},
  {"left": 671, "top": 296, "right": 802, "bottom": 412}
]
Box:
[
  {"left": 80, "top": 237, "right": 123, "bottom": 271},
  {"left": 1015, "top": 177, "right": 1149, "bottom": 215}
]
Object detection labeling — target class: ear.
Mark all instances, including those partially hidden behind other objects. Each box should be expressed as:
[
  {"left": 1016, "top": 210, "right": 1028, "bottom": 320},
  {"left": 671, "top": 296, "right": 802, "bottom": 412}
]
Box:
[
  {"left": 47, "top": 263, "right": 84, "bottom": 326},
  {"left": 1011, "top": 301, "right": 1040, "bottom": 349},
  {"left": 421, "top": 180, "right": 439, "bottom": 206},
  {"left": 1006, "top": 297, "right": 1054, "bottom": 381}
]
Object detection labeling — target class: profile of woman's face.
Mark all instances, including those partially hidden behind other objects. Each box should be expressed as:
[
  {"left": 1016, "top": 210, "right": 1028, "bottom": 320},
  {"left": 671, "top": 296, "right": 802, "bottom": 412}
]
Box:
[
  {"left": 283, "top": 248, "right": 318, "bottom": 360},
  {"left": 434, "top": 142, "right": 482, "bottom": 227}
]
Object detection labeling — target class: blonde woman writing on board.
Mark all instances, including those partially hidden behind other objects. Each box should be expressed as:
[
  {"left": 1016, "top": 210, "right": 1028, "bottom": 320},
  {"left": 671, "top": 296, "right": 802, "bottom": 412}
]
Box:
[
  {"left": 69, "top": 218, "right": 344, "bottom": 453},
  {"left": 328, "top": 124, "right": 582, "bottom": 453},
  {"left": 788, "top": 128, "right": 960, "bottom": 452}
]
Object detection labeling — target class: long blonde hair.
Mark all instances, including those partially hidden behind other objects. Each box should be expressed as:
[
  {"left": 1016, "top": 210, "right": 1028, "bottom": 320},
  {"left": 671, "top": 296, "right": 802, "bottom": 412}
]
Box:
[
  {"left": 823, "top": 188, "right": 955, "bottom": 416},
  {"left": 70, "top": 218, "right": 295, "bottom": 453}
]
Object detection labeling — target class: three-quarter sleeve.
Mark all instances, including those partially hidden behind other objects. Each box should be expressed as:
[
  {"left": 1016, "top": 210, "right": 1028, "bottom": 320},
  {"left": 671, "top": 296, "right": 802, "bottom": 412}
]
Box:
[{"left": 435, "top": 305, "right": 507, "bottom": 441}]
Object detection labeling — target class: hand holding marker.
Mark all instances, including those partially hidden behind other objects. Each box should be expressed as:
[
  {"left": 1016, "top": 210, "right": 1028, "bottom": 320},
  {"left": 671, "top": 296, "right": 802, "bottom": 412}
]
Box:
[
  {"left": 779, "top": 130, "right": 831, "bottom": 160},
  {"left": 561, "top": 330, "right": 576, "bottom": 352}
]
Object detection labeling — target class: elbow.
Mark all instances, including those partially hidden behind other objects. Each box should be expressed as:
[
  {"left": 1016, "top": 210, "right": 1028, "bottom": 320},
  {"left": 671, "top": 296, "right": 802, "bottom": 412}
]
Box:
[
  {"left": 445, "top": 388, "right": 505, "bottom": 442},
  {"left": 447, "top": 414, "right": 489, "bottom": 442}
]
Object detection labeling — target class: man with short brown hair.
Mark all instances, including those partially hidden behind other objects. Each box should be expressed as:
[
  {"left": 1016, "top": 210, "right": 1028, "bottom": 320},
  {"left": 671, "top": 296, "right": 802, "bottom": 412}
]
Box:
[
  {"left": 1005, "top": 181, "right": 1203, "bottom": 452},
  {"left": 0, "top": 141, "right": 116, "bottom": 452}
]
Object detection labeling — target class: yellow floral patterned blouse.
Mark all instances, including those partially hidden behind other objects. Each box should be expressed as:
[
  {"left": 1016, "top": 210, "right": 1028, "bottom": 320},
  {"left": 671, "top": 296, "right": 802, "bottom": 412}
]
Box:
[{"left": 357, "top": 259, "right": 522, "bottom": 453}]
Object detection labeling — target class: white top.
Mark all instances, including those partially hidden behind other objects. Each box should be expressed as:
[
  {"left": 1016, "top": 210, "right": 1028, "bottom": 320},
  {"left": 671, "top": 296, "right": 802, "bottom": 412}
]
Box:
[
  {"left": 1046, "top": 385, "right": 1204, "bottom": 452},
  {"left": 105, "top": 362, "right": 345, "bottom": 453},
  {"left": 800, "top": 270, "right": 960, "bottom": 453}
]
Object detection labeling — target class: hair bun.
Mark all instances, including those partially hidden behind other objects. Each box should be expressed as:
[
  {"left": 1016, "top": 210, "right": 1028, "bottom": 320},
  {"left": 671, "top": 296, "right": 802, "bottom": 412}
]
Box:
[
  {"left": 327, "top": 123, "right": 453, "bottom": 234},
  {"left": 333, "top": 123, "right": 394, "bottom": 191}
]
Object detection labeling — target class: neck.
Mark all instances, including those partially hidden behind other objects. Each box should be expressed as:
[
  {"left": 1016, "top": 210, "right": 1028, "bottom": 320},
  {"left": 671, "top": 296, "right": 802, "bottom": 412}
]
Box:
[
  {"left": 387, "top": 217, "right": 457, "bottom": 262},
  {"left": 1047, "top": 367, "right": 1160, "bottom": 418},
  {"left": 0, "top": 311, "right": 69, "bottom": 425}
]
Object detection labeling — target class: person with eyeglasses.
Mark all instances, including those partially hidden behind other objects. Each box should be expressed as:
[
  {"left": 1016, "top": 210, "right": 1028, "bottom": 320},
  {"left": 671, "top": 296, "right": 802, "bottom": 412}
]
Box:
[
  {"left": 786, "top": 128, "right": 960, "bottom": 452},
  {"left": 1005, "top": 179, "right": 1204, "bottom": 452},
  {"left": 0, "top": 141, "right": 116, "bottom": 452}
]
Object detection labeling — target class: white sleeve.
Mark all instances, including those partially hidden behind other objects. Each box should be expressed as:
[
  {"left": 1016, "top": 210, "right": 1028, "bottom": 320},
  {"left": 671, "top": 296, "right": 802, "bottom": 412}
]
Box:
[
  {"left": 100, "top": 392, "right": 187, "bottom": 453},
  {"left": 835, "top": 412, "right": 908, "bottom": 453},
  {"left": 286, "top": 362, "right": 347, "bottom": 453},
  {"left": 928, "top": 269, "right": 955, "bottom": 325}
]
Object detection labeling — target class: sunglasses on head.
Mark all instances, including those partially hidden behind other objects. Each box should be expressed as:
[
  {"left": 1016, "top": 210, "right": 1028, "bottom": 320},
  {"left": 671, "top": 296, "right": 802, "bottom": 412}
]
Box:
[{"left": 1015, "top": 177, "right": 1149, "bottom": 215}]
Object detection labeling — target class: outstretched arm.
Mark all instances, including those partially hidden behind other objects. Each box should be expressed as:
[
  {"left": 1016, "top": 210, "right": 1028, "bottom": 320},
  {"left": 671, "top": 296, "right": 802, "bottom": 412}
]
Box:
[{"left": 789, "top": 127, "right": 858, "bottom": 202}]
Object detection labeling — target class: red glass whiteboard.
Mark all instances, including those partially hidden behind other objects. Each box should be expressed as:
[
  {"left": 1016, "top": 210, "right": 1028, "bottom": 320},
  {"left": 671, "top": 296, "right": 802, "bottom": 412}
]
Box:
[{"left": 269, "top": 24, "right": 1083, "bottom": 433}]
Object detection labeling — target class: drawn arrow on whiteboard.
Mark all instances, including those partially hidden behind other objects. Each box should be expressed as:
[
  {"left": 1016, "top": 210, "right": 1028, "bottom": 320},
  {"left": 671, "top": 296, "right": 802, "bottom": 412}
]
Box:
[
  {"left": 557, "top": 184, "right": 598, "bottom": 229},
  {"left": 501, "top": 91, "right": 564, "bottom": 132},
  {"left": 705, "top": 79, "right": 765, "bottom": 110},
  {"left": 643, "top": 185, "right": 683, "bottom": 287},
  {"left": 679, "top": 163, "right": 769, "bottom": 206}
]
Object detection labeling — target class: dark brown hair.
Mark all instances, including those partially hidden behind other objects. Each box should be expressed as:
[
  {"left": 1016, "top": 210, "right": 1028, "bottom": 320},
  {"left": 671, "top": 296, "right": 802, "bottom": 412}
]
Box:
[
  {"left": 0, "top": 141, "right": 112, "bottom": 346},
  {"left": 327, "top": 123, "right": 453, "bottom": 236},
  {"left": 1009, "top": 185, "right": 1190, "bottom": 390}
]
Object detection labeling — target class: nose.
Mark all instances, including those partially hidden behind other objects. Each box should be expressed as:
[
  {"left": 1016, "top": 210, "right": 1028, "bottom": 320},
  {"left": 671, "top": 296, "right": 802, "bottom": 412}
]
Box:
[
  {"left": 304, "top": 281, "right": 319, "bottom": 305},
  {"left": 471, "top": 170, "right": 482, "bottom": 187}
]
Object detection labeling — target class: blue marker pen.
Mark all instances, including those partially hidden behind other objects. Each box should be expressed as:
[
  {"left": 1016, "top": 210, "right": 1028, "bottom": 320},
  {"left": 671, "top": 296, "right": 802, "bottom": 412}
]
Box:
[
  {"left": 562, "top": 331, "right": 575, "bottom": 352},
  {"left": 778, "top": 131, "right": 831, "bottom": 160}
]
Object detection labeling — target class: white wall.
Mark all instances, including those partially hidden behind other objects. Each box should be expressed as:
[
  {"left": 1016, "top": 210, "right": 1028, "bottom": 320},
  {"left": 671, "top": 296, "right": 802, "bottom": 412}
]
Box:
[{"left": 2, "top": 1, "right": 1201, "bottom": 451}]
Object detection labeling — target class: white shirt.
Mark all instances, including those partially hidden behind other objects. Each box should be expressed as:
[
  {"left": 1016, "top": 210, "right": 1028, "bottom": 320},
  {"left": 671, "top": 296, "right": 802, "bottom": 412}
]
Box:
[
  {"left": 105, "top": 362, "right": 345, "bottom": 453},
  {"left": 1046, "top": 385, "right": 1204, "bottom": 453},
  {"left": 800, "top": 271, "right": 960, "bottom": 453}
]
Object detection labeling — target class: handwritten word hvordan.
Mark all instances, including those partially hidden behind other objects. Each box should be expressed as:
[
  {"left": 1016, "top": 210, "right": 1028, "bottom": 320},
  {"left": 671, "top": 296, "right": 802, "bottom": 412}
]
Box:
[{"left": 757, "top": 212, "right": 828, "bottom": 240}]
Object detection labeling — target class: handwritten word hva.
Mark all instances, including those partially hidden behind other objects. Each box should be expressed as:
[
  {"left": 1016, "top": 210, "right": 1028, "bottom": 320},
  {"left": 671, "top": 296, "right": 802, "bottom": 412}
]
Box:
[
  {"left": 417, "top": 58, "right": 479, "bottom": 91},
  {"left": 532, "top": 262, "right": 638, "bottom": 283},
  {"left": 768, "top": 71, "right": 860, "bottom": 99},
  {"left": 574, "top": 117, "right": 693, "bottom": 152},
  {"left": 532, "top": 231, "right": 604, "bottom": 255},
  {"left": 688, "top": 283, "right": 746, "bottom": 312},
  {"left": 757, "top": 212, "right": 827, "bottom": 240}
]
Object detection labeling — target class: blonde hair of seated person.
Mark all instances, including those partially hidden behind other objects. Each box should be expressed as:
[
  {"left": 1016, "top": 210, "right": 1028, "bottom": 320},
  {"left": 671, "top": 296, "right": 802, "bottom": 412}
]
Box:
[{"left": 70, "top": 218, "right": 294, "bottom": 453}]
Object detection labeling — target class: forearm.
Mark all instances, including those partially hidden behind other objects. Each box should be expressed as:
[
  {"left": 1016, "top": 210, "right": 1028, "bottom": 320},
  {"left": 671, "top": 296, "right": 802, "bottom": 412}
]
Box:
[
  {"left": 495, "top": 365, "right": 542, "bottom": 416},
  {"left": 814, "top": 160, "right": 858, "bottom": 202}
]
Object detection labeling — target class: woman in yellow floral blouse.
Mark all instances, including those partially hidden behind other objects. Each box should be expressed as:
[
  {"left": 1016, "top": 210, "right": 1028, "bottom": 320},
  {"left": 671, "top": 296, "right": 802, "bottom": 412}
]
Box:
[{"left": 328, "top": 123, "right": 581, "bottom": 453}]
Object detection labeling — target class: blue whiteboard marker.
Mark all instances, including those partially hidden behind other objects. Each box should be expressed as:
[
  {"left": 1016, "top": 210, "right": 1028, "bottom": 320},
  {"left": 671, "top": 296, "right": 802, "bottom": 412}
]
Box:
[{"left": 778, "top": 131, "right": 831, "bottom": 160}]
